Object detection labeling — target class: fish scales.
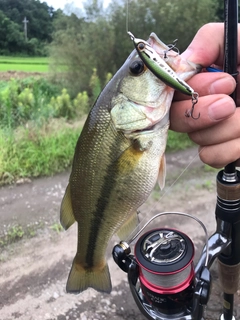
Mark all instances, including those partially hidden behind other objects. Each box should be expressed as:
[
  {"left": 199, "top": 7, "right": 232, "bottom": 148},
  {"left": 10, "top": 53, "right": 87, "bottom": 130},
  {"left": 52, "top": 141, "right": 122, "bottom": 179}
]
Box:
[
  {"left": 60, "top": 32, "right": 200, "bottom": 294},
  {"left": 70, "top": 99, "right": 166, "bottom": 272}
]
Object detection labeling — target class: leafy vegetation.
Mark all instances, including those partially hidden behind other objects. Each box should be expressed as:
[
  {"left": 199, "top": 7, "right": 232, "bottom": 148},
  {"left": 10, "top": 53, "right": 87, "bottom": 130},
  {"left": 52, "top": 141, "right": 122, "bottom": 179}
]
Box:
[
  {"left": 0, "top": 225, "right": 25, "bottom": 247},
  {"left": 0, "top": 220, "right": 63, "bottom": 247},
  {"left": 0, "top": 76, "right": 89, "bottom": 184},
  {"left": 0, "top": 122, "right": 81, "bottom": 182}
]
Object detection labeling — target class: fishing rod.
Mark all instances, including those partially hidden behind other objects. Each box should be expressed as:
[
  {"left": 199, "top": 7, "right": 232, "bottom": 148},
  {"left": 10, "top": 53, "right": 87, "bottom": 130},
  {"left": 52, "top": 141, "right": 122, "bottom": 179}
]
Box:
[
  {"left": 215, "top": 0, "right": 239, "bottom": 319},
  {"left": 112, "top": 0, "right": 239, "bottom": 319}
]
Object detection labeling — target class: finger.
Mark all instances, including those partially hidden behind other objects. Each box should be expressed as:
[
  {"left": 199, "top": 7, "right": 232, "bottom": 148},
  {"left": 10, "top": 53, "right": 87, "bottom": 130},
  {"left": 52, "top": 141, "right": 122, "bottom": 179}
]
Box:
[
  {"left": 170, "top": 95, "right": 236, "bottom": 132},
  {"left": 181, "top": 23, "right": 240, "bottom": 67},
  {"left": 174, "top": 72, "right": 236, "bottom": 101},
  {"left": 237, "top": 65, "right": 240, "bottom": 105},
  {"left": 199, "top": 139, "right": 240, "bottom": 168},
  {"left": 189, "top": 108, "right": 240, "bottom": 145}
]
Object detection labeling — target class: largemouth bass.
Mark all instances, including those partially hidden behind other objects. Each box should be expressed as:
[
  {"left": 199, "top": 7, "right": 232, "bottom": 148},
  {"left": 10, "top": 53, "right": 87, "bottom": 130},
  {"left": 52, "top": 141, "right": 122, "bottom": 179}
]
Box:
[{"left": 60, "top": 32, "right": 200, "bottom": 294}]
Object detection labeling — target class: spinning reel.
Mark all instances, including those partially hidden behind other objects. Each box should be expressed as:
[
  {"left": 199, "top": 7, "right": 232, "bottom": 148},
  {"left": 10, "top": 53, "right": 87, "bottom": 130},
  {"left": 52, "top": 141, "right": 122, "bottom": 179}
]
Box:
[{"left": 112, "top": 213, "right": 212, "bottom": 320}]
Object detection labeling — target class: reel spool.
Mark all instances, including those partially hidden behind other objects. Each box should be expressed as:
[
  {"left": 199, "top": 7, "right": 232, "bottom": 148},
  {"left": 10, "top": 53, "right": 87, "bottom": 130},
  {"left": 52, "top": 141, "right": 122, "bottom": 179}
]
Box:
[
  {"left": 134, "top": 228, "right": 195, "bottom": 315},
  {"left": 112, "top": 212, "right": 211, "bottom": 320}
]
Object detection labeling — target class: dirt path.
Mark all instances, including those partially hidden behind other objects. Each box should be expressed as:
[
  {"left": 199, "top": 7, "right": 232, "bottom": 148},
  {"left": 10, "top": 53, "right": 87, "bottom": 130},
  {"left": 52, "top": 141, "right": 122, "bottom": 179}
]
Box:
[
  {"left": 0, "top": 71, "right": 47, "bottom": 81},
  {"left": 1, "top": 147, "right": 240, "bottom": 320}
]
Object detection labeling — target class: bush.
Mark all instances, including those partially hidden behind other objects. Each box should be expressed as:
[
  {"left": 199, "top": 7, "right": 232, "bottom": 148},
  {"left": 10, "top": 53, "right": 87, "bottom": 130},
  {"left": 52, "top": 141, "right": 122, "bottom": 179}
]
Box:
[
  {"left": 0, "top": 77, "right": 60, "bottom": 128},
  {"left": 0, "top": 77, "right": 90, "bottom": 129},
  {"left": 73, "top": 91, "right": 90, "bottom": 116},
  {"left": 89, "top": 68, "right": 102, "bottom": 103},
  {"left": 49, "top": 88, "right": 73, "bottom": 118}
]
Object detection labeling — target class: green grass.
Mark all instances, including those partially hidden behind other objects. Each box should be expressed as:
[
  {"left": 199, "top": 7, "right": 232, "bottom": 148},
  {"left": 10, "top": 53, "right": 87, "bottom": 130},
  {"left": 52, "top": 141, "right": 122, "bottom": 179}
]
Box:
[
  {"left": 0, "top": 56, "right": 49, "bottom": 72},
  {"left": 0, "top": 120, "right": 82, "bottom": 184},
  {"left": 167, "top": 130, "right": 195, "bottom": 151}
]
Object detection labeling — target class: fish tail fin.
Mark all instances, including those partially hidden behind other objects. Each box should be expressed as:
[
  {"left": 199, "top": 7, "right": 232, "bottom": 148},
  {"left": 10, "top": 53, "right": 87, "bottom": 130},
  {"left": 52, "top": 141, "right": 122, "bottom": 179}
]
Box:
[{"left": 66, "top": 258, "right": 112, "bottom": 294}]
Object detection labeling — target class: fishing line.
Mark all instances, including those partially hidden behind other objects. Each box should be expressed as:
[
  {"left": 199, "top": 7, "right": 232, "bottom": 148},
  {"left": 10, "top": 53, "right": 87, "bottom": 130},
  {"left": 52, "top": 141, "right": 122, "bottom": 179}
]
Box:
[
  {"left": 152, "top": 146, "right": 206, "bottom": 211},
  {"left": 125, "top": 146, "right": 207, "bottom": 242},
  {"left": 126, "top": 0, "right": 129, "bottom": 33}
]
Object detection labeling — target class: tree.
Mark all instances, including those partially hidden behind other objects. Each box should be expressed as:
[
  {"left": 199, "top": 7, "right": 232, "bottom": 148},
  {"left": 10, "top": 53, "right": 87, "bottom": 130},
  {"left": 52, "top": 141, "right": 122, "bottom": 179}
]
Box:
[
  {"left": 0, "top": 0, "right": 59, "bottom": 55},
  {"left": 0, "top": 0, "right": 55, "bottom": 42},
  {"left": 0, "top": 10, "right": 25, "bottom": 54},
  {"left": 49, "top": 9, "right": 115, "bottom": 97}
]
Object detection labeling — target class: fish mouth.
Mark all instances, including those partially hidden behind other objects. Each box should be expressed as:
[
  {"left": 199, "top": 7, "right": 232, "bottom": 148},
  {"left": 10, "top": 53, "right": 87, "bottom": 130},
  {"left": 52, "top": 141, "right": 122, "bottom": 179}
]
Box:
[
  {"left": 132, "top": 99, "right": 163, "bottom": 112},
  {"left": 148, "top": 32, "right": 173, "bottom": 57},
  {"left": 130, "top": 98, "right": 164, "bottom": 109},
  {"left": 124, "top": 106, "right": 169, "bottom": 136},
  {"left": 131, "top": 121, "right": 160, "bottom": 134}
]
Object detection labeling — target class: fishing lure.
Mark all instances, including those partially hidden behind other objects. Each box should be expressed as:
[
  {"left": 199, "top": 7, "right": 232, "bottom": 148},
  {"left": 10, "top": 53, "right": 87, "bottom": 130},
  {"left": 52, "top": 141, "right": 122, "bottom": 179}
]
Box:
[{"left": 128, "top": 31, "right": 199, "bottom": 119}]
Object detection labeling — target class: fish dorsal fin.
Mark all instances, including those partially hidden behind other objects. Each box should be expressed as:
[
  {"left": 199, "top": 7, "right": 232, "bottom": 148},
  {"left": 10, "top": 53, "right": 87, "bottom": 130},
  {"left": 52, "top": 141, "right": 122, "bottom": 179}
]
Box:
[
  {"left": 117, "top": 211, "right": 139, "bottom": 240},
  {"left": 158, "top": 154, "right": 166, "bottom": 190},
  {"left": 60, "top": 184, "right": 76, "bottom": 230}
]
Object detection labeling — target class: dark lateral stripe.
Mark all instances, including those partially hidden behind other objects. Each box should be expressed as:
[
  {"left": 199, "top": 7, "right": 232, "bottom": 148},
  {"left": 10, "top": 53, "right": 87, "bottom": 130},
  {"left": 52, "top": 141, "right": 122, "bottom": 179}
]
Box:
[{"left": 85, "top": 132, "right": 123, "bottom": 268}]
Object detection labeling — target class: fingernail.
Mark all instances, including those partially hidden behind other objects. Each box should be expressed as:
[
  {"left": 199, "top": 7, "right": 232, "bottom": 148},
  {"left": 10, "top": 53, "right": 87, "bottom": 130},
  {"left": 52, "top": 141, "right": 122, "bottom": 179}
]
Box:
[
  {"left": 208, "top": 97, "right": 236, "bottom": 121},
  {"left": 210, "top": 77, "right": 236, "bottom": 94}
]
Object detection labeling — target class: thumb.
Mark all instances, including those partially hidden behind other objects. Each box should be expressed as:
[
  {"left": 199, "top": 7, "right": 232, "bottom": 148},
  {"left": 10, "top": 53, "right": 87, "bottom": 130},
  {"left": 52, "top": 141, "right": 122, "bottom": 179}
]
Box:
[{"left": 181, "top": 23, "right": 225, "bottom": 67}]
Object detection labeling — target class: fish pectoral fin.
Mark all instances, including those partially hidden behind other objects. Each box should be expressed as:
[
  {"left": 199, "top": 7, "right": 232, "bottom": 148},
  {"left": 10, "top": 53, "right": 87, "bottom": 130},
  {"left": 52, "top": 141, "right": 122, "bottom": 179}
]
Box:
[
  {"left": 66, "top": 257, "right": 112, "bottom": 294},
  {"left": 60, "top": 184, "right": 76, "bottom": 230},
  {"left": 158, "top": 154, "right": 166, "bottom": 190},
  {"left": 117, "top": 211, "right": 139, "bottom": 240}
]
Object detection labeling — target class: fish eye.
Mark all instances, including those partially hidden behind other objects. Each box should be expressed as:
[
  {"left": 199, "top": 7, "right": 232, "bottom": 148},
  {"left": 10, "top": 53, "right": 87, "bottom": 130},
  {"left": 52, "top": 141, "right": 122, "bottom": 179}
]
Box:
[{"left": 129, "top": 60, "right": 145, "bottom": 75}]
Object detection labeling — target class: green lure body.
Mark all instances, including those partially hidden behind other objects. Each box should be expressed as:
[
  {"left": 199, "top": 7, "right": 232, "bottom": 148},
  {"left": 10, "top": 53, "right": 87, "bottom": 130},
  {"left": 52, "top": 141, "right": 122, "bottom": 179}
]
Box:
[{"left": 128, "top": 32, "right": 195, "bottom": 96}]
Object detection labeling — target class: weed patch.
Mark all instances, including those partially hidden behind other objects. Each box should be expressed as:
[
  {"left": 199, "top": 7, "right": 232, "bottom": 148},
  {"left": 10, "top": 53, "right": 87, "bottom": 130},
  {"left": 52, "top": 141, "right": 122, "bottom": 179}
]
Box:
[
  {"left": 50, "top": 223, "right": 63, "bottom": 233},
  {"left": 0, "top": 119, "right": 81, "bottom": 184},
  {"left": 0, "top": 225, "right": 24, "bottom": 247}
]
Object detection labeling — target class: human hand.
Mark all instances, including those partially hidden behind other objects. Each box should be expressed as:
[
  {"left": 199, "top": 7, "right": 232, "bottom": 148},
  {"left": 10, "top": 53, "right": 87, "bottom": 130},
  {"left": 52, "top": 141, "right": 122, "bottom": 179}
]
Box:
[{"left": 170, "top": 23, "right": 240, "bottom": 168}]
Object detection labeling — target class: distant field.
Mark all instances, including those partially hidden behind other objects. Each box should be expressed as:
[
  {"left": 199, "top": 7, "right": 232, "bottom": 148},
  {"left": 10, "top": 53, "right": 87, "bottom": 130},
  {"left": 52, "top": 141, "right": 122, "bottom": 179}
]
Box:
[{"left": 0, "top": 56, "right": 49, "bottom": 72}]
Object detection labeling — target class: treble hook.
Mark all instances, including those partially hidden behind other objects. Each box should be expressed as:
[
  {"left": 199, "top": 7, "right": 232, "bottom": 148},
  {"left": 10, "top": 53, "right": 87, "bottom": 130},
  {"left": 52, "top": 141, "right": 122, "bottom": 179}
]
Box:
[
  {"left": 164, "top": 39, "right": 179, "bottom": 59},
  {"left": 185, "top": 92, "right": 200, "bottom": 120}
]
